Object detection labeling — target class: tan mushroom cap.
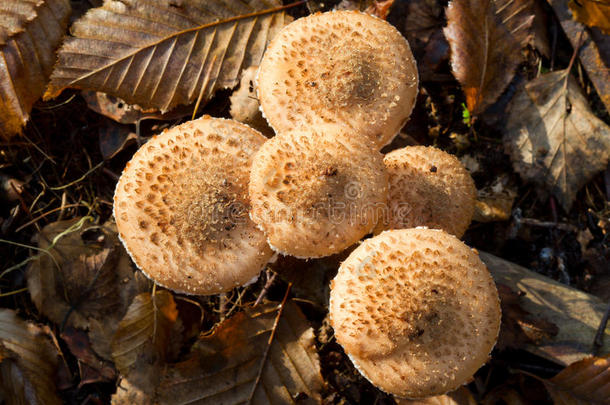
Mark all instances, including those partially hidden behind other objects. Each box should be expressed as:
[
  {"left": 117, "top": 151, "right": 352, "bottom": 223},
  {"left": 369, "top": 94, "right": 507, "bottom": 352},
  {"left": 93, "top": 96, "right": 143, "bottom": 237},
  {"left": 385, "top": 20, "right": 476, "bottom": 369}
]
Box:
[
  {"left": 380, "top": 146, "right": 476, "bottom": 238},
  {"left": 329, "top": 228, "right": 501, "bottom": 398},
  {"left": 113, "top": 116, "right": 273, "bottom": 295},
  {"left": 249, "top": 124, "right": 388, "bottom": 258},
  {"left": 257, "top": 10, "right": 418, "bottom": 147}
]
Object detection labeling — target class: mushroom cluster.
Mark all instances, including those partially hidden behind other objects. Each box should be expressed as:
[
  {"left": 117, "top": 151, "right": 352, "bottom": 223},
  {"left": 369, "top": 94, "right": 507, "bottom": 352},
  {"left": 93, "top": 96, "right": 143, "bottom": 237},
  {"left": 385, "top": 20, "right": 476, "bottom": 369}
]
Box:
[{"left": 113, "top": 9, "right": 500, "bottom": 401}]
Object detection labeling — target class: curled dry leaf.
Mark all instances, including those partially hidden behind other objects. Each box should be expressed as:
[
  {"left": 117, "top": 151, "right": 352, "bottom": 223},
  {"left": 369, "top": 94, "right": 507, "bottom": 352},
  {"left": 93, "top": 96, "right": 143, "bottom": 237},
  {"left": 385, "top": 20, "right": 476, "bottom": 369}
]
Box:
[
  {"left": 45, "top": 0, "right": 290, "bottom": 112},
  {"left": 568, "top": 0, "right": 610, "bottom": 35},
  {"left": 111, "top": 290, "right": 181, "bottom": 395},
  {"left": 27, "top": 218, "right": 149, "bottom": 331},
  {"left": 98, "top": 121, "right": 138, "bottom": 160},
  {"left": 111, "top": 378, "right": 153, "bottom": 405},
  {"left": 473, "top": 179, "right": 517, "bottom": 222},
  {"left": 0, "top": 0, "right": 71, "bottom": 139},
  {"left": 444, "top": 0, "right": 533, "bottom": 115},
  {"left": 60, "top": 327, "right": 116, "bottom": 385},
  {"left": 0, "top": 309, "right": 62, "bottom": 405},
  {"left": 503, "top": 69, "right": 610, "bottom": 211},
  {"left": 229, "top": 66, "right": 273, "bottom": 136},
  {"left": 494, "top": 0, "right": 535, "bottom": 48},
  {"left": 548, "top": 0, "right": 610, "bottom": 113},
  {"left": 481, "top": 252, "right": 610, "bottom": 365},
  {"left": 496, "top": 283, "right": 559, "bottom": 350},
  {"left": 155, "top": 301, "right": 323, "bottom": 405},
  {"left": 543, "top": 355, "right": 610, "bottom": 404}
]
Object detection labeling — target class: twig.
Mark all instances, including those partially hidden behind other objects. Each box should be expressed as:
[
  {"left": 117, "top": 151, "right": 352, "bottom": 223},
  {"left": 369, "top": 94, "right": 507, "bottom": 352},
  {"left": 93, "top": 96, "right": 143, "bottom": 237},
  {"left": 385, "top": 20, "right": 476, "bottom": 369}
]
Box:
[
  {"left": 57, "top": 191, "right": 68, "bottom": 221},
  {"left": 49, "top": 161, "right": 104, "bottom": 191},
  {"left": 519, "top": 217, "right": 577, "bottom": 232},
  {"left": 15, "top": 203, "right": 85, "bottom": 232},
  {"left": 247, "top": 282, "right": 292, "bottom": 404},
  {"left": 254, "top": 271, "right": 277, "bottom": 307},
  {"left": 0, "top": 216, "right": 92, "bottom": 279},
  {"left": 593, "top": 302, "right": 610, "bottom": 353},
  {"left": 174, "top": 296, "right": 205, "bottom": 328},
  {"left": 0, "top": 287, "right": 28, "bottom": 297}
]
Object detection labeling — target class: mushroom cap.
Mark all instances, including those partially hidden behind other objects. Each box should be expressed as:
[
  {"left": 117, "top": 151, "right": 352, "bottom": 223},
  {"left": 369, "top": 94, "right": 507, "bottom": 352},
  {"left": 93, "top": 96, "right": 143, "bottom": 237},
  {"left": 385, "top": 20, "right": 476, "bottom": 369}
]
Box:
[
  {"left": 249, "top": 124, "right": 388, "bottom": 258},
  {"left": 380, "top": 146, "right": 476, "bottom": 238},
  {"left": 257, "top": 10, "right": 418, "bottom": 148},
  {"left": 329, "top": 228, "right": 501, "bottom": 398},
  {"left": 113, "top": 116, "right": 273, "bottom": 295}
]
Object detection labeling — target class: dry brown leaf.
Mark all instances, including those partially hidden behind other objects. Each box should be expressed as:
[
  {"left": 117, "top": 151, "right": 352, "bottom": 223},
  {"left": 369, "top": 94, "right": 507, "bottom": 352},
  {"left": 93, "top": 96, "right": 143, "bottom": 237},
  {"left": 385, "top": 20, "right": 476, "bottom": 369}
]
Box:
[
  {"left": 503, "top": 69, "right": 610, "bottom": 211},
  {"left": 548, "top": 0, "right": 610, "bottom": 113},
  {"left": 229, "top": 66, "right": 273, "bottom": 136},
  {"left": 111, "top": 378, "right": 154, "bottom": 405},
  {"left": 81, "top": 91, "right": 154, "bottom": 124},
  {"left": 156, "top": 301, "right": 323, "bottom": 404},
  {"left": 473, "top": 178, "right": 517, "bottom": 222},
  {"left": 0, "top": 0, "right": 71, "bottom": 139},
  {"left": 111, "top": 290, "right": 180, "bottom": 371},
  {"left": 494, "top": 0, "right": 535, "bottom": 47},
  {"left": 543, "top": 355, "right": 610, "bottom": 404},
  {"left": 481, "top": 252, "right": 609, "bottom": 365},
  {"left": 27, "top": 218, "right": 149, "bottom": 331},
  {"left": 98, "top": 121, "right": 138, "bottom": 160},
  {"left": 405, "top": 0, "right": 442, "bottom": 46},
  {"left": 444, "top": 0, "right": 529, "bottom": 115},
  {"left": 60, "top": 326, "right": 116, "bottom": 385},
  {"left": 0, "top": 310, "right": 62, "bottom": 405},
  {"left": 569, "top": 0, "right": 610, "bottom": 34},
  {"left": 111, "top": 290, "right": 181, "bottom": 395},
  {"left": 496, "top": 283, "right": 559, "bottom": 350},
  {"left": 45, "top": 0, "right": 291, "bottom": 112}
]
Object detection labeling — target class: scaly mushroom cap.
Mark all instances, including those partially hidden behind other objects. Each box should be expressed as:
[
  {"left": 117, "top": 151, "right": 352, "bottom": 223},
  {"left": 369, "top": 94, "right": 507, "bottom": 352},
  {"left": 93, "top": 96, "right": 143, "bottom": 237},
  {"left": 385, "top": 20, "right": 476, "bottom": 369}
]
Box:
[
  {"left": 380, "top": 146, "right": 476, "bottom": 238},
  {"left": 329, "top": 228, "right": 501, "bottom": 398},
  {"left": 113, "top": 116, "right": 273, "bottom": 295},
  {"left": 257, "top": 10, "right": 418, "bottom": 148},
  {"left": 249, "top": 124, "right": 388, "bottom": 258}
]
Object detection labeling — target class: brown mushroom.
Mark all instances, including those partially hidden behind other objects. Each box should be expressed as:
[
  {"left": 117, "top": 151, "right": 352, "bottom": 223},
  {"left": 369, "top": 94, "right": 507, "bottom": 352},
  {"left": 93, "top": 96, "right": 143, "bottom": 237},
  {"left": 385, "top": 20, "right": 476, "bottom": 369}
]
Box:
[
  {"left": 113, "top": 116, "right": 273, "bottom": 295},
  {"left": 249, "top": 124, "right": 388, "bottom": 258},
  {"left": 329, "top": 228, "right": 501, "bottom": 398},
  {"left": 379, "top": 146, "right": 476, "bottom": 238},
  {"left": 257, "top": 10, "right": 418, "bottom": 148}
]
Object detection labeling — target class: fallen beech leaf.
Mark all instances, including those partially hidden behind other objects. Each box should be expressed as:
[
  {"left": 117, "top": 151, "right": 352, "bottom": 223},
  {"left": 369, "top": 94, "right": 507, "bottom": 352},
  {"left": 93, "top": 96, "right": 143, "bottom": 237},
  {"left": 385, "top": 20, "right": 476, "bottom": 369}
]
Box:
[
  {"left": 156, "top": 301, "right": 323, "bottom": 404},
  {"left": 111, "top": 290, "right": 181, "bottom": 394},
  {"left": 503, "top": 69, "right": 610, "bottom": 211},
  {"left": 364, "top": 0, "right": 396, "bottom": 19},
  {"left": 494, "top": 0, "right": 534, "bottom": 47},
  {"left": 405, "top": 0, "right": 442, "bottom": 44},
  {"left": 396, "top": 386, "right": 477, "bottom": 404},
  {"left": 543, "top": 355, "right": 610, "bottom": 404},
  {"left": 481, "top": 386, "right": 528, "bottom": 405},
  {"left": 111, "top": 378, "right": 153, "bottom": 405},
  {"left": 0, "top": 309, "right": 62, "bottom": 405},
  {"left": 60, "top": 327, "right": 116, "bottom": 385},
  {"left": 45, "top": 0, "right": 291, "bottom": 112},
  {"left": 271, "top": 251, "right": 351, "bottom": 308},
  {"left": 473, "top": 180, "right": 517, "bottom": 222},
  {"left": 81, "top": 91, "right": 154, "bottom": 124},
  {"left": 98, "top": 122, "right": 138, "bottom": 160},
  {"left": 0, "top": 0, "right": 71, "bottom": 139},
  {"left": 496, "top": 284, "right": 559, "bottom": 350},
  {"left": 548, "top": 0, "right": 610, "bottom": 113},
  {"left": 229, "top": 66, "right": 273, "bottom": 136},
  {"left": 444, "top": 0, "right": 526, "bottom": 115},
  {"left": 27, "top": 218, "right": 149, "bottom": 331},
  {"left": 481, "top": 252, "right": 610, "bottom": 365},
  {"left": 569, "top": 0, "right": 610, "bottom": 35},
  {"left": 82, "top": 91, "right": 193, "bottom": 124}
]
